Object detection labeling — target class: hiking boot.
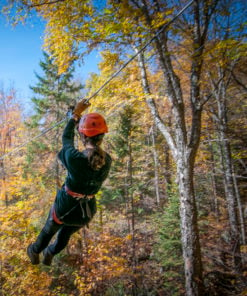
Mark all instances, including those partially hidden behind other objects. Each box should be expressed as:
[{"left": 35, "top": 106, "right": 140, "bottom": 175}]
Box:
[
  {"left": 27, "top": 243, "right": 40, "bottom": 265},
  {"left": 42, "top": 247, "right": 54, "bottom": 266}
]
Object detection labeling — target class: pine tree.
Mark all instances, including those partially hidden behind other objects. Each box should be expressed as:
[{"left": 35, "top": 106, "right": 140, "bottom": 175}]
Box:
[
  {"left": 101, "top": 105, "right": 136, "bottom": 209},
  {"left": 26, "top": 51, "right": 83, "bottom": 189},
  {"left": 155, "top": 188, "right": 184, "bottom": 296},
  {"left": 30, "top": 51, "right": 82, "bottom": 124}
]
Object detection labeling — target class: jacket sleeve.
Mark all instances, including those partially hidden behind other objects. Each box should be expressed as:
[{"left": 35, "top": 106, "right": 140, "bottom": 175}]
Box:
[
  {"left": 58, "top": 119, "right": 80, "bottom": 169},
  {"left": 62, "top": 118, "right": 76, "bottom": 148}
]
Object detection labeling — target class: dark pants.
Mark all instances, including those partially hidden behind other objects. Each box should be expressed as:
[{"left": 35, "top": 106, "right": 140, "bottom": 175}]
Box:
[{"left": 32, "top": 209, "right": 81, "bottom": 255}]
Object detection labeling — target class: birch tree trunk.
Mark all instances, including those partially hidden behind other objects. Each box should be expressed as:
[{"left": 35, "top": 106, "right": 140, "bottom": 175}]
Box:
[
  {"left": 150, "top": 126, "right": 161, "bottom": 205},
  {"left": 176, "top": 150, "right": 203, "bottom": 295},
  {"left": 233, "top": 170, "right": 246, "bottom": 245},
  {"left": 207, "top": 129, "right": 220, "bottom": 216},
  {"left": 215, "top": 76, "right": 242, "bottom": 270}
]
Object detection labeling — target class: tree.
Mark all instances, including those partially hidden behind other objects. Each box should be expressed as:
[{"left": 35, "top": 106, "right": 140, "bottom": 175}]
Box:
[
  {"left": 155, "top": 188, "right": 184, "bottom": 295},
  {"left": 0, "top": 83, "right": 24, "bottom": 206},
  {"left": 203, "top": 0, "right": 247, "bottom": 270},
  {"left": 130, "top": 2, "right": 216, "bottom": 294},
  {"left": 26, "top": 51, "right": 83, "bottom": 188}
]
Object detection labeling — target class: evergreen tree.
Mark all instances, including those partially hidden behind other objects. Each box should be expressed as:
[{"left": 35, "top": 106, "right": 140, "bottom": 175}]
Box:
[
  {"left": 30, "top": 51, "right": 82, "bottom": 125},
  {"left": 26, "top": 51, "right": 83, "bottom": 189},
  {"left": 155, "top": 188, "right": 184, "bottom": 296},
  {"left": 102, "top": 104, "right": 151, "bottom": 206},
  {"left": 101, "top": 105, "right": 136, "bottom": 208}
]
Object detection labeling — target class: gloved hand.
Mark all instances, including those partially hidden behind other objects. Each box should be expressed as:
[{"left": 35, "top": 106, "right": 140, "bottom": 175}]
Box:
[{"left": 73, "top": 99, "right": 91, "bottom": 121}]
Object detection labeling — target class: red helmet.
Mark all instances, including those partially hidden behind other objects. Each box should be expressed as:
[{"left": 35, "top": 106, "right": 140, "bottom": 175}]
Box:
[{"left": 78, "top": 113, "right": 108, "bottom": 137}]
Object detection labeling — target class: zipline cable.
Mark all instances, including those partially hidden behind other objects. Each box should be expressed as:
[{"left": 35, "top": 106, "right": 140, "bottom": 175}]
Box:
[
  {"left": 0, "top": 0, "right": 194, "bottom": 161},
  {"left": 0, "top": 119, "right": 66, "bottom": 161}
]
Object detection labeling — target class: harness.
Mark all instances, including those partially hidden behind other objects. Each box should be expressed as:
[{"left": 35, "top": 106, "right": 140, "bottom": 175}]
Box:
[
  {"left": 64, "top": 185, "right": 94, "bottom": 200},
  {"left": 52, "top": 186, "right": 95, "bottom": 224}
]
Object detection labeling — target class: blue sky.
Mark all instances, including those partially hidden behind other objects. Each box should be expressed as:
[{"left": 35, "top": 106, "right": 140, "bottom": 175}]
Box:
[{"left": 0, "top": 13, "right": 100, "bottom": 112}]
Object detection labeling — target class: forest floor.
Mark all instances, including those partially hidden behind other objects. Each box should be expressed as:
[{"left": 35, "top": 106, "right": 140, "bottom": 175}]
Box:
[{"left": 35, "top": 210, "right": 247, "bottom": 296}]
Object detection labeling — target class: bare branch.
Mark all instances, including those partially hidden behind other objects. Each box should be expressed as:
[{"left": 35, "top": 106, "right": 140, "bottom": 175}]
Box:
[
  {"left": 28, "top": 0, "right": 66, "bottom": 8},
  {"left": 231, "top": 70, "right": 247, "bottom": 92}
]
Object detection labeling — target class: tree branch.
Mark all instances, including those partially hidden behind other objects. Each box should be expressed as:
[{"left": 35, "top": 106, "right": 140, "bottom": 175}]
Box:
[
  {"left": 132, "top": 44, "right": 177, "bottom": 159},
  {"left": 231, "top": 70, "right": 247, "bottom": 92},
  {"left": 28, "top": 0, "right": 66, "bottom": 8}
]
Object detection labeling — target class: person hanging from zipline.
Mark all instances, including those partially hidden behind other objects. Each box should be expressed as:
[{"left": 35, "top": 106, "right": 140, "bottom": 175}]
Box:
[{"left": 27, "top": 99, "right": 112, "bottom": 266}]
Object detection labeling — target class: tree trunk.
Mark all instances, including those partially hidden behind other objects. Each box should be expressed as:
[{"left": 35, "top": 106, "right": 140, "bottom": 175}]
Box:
[
  {"left": 177, "top": 152, "right": 204, "bottom": 296},
  {"left": 0, "top": 133, "right": 10, "bottom": 206},
  {"left": 208, "top": 131, "right": 220, "bottom": 217},
  {"left": 215, "top": 76, "right": 242, "bottom": 271},
  {"left": 233, "top": 170, "right": 246, "bottom": 245},
  {"left": 0, "top": 160, "right": 8, "bottom": 206},
  {"left": 124, "top": 160, "right": 131, "bottom": 233},
  {"left": 55, "top": 104, "right": 60, "bottom": 190},
  {"left": 99, "top": 206, "right": 103, "bottom": 230},
  {"left": 163, "top": 116, "right": 172, "bottom": 198},
  {"left": 128, "top": 139, "right": 135, "bottom": 235},
  {"left": 218, "top": 125, "right": 242, "bottom": 270},
  {"left": 150, "top": 126, "right": 161, "bottom": 205}
]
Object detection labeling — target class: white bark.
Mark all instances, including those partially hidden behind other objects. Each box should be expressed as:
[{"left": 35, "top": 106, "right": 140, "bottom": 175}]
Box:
[
  {"left": 150, "top": 126, "right": 161, "bottom": 205},
  {"left": 134, "top": 46, "right": 204, "bottom": 296}
]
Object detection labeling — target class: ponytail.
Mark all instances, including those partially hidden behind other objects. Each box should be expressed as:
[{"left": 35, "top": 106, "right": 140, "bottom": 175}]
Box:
[{"left": 82, "top": 134, "right": 106, "bottom": 170}]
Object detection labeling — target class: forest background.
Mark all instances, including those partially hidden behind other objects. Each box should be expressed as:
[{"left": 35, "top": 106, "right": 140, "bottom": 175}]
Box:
[{"left": 0, "top": 0, "right": 247, "bottom": 295}]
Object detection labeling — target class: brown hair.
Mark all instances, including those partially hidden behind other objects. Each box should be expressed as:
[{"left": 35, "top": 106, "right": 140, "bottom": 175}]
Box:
[{"left": 81, "top": 134, "right": 106, "bottom": 170}]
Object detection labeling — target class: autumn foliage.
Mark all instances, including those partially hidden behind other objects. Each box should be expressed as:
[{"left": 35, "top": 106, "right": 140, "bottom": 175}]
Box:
[{"left": 1, "top": 0, "right": 247, "bottom": 295}]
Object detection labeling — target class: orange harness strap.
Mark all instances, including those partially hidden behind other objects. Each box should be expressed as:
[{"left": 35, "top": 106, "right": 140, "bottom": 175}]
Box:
[
  {"left": 65, "top": 185, "right": 95, "bottom": 199},
  {"left": 52, "top": 206, "right": 63, "bottom": 224}
]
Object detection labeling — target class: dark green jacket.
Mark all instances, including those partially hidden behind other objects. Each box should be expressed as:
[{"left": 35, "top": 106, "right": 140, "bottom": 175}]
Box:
[{"left": 54, "top": 118, "right": 111, "bottom": 226}]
